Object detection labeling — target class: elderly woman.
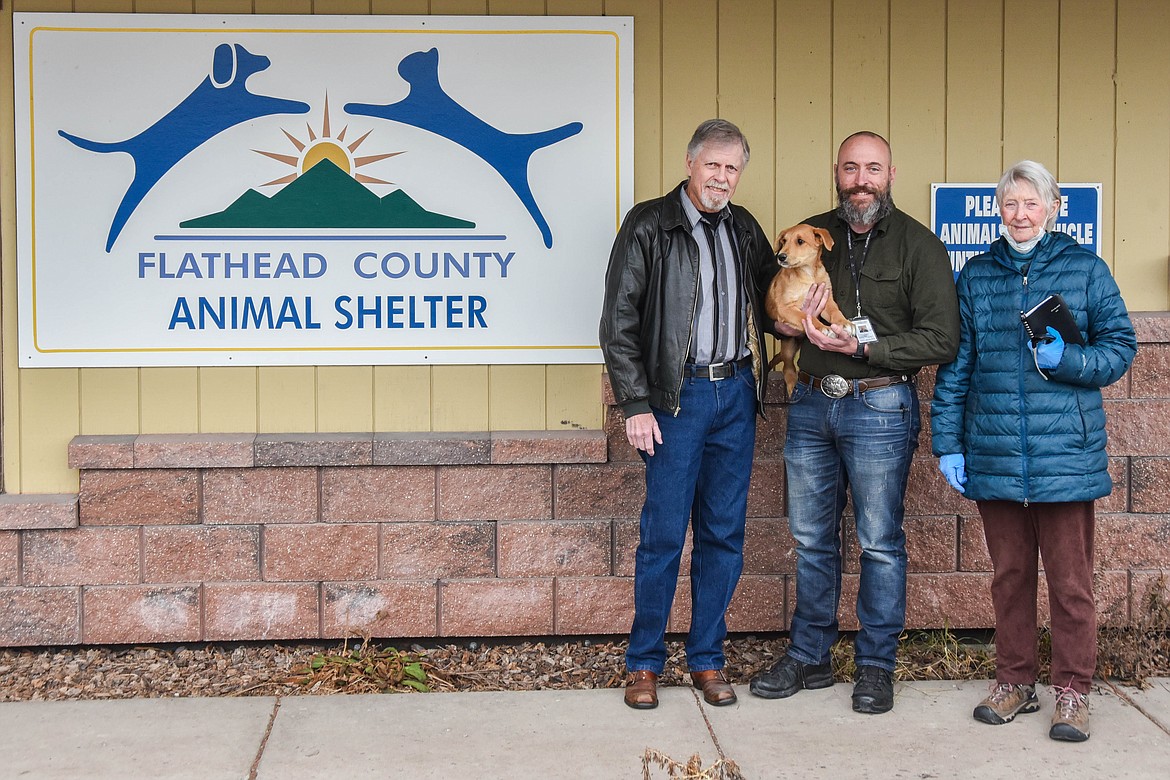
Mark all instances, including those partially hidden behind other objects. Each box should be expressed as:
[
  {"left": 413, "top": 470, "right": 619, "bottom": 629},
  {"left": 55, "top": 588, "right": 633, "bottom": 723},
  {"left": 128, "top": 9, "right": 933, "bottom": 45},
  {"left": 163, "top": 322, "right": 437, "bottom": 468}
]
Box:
[{"left": 930, "top": 160, "right": 1136, "bottom": 742}]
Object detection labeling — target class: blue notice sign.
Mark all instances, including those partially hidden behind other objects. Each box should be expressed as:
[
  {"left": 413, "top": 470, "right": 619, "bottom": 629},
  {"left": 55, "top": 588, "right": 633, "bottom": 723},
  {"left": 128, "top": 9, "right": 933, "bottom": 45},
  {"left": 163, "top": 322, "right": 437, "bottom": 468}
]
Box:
[{"left": 931, "top": 183, "right": 1102, "bottom": 277}]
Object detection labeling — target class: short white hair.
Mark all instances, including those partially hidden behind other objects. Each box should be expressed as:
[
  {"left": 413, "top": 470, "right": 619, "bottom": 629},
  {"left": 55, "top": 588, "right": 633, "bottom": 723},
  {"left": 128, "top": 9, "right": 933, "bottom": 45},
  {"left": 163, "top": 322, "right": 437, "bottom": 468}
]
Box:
[{"left": 996, "top": 160, "right": 1062, "bottom": 229}]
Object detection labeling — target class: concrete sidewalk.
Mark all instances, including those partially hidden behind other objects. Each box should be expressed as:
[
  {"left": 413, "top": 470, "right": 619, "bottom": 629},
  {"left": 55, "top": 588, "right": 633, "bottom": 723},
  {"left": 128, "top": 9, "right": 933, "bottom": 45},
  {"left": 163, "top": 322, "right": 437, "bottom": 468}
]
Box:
[{"left": 2, "top": 679, "right": 1168, "bottom": 779}]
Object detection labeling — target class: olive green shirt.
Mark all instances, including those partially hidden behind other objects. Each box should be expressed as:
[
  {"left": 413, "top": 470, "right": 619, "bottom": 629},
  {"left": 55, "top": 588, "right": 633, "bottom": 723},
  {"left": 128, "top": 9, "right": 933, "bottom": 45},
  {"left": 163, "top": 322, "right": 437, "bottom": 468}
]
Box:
[{"left": 798, "top": 207, "right": 960, "bottom": 380}]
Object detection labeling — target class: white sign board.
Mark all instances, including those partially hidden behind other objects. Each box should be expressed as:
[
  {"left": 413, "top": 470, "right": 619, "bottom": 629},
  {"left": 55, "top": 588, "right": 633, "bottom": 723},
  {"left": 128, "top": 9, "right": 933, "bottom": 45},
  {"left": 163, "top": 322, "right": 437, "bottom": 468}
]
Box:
[{"left": 14, "top": 14, "right": 632, "bottom": 367}]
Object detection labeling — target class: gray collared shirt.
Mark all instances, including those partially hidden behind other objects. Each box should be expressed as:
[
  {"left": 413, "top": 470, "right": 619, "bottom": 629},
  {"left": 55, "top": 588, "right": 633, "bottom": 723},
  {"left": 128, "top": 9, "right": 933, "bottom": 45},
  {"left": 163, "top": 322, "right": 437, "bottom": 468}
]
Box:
[{"left": 680, "top": 188, "right": 746, "bottom": 365}]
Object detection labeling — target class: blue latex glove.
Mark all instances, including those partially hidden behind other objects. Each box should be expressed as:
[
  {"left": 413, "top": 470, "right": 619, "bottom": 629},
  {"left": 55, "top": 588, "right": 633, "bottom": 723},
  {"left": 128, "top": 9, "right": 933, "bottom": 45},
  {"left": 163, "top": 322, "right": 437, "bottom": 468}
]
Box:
[
  {"left": 1035, "top": 326, "right": 1065, "bottom": 369},
  {"left": 938, "top": 453, "right": 967, "bottom": 493}
]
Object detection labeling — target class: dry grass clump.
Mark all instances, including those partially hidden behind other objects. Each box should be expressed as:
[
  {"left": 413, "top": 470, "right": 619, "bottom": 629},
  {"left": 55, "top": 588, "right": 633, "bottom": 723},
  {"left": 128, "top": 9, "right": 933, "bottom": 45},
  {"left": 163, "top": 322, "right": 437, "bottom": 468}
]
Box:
[
  {"left": 1096, "top": 574, "right": 1170, "bottom": 688},
  {"left": 289, "top": 637, "right": 447, "bottom": 694},
  {"left": 642, "top": 749, "right": 744, "bottom": 780}
]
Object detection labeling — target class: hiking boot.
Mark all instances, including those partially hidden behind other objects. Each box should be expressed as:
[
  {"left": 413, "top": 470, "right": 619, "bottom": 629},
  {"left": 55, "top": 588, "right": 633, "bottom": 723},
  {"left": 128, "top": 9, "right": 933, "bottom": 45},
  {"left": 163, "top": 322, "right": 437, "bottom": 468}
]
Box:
[
  {"left": 1049, "top": 685, "right": 1090, "bottom": 742},
  {"left": 973, "top": 682, "right": 1040, "bottom": 725},
  {"left": 749, "top": 654, "right": 834, "bottom": 699},
  {"left": 851, "top": 665, "right": 894, "bottom": 714}
]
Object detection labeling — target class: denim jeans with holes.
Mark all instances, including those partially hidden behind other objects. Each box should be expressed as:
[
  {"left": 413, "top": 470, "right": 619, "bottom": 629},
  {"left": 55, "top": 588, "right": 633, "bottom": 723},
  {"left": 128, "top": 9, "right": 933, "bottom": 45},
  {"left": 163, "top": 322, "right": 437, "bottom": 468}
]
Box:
[
  {"left": 625, "top": 368, "right": 757, "bottom": 675},
  {"left": 783, "top": 380, "right": 919, "bottom": 671}
]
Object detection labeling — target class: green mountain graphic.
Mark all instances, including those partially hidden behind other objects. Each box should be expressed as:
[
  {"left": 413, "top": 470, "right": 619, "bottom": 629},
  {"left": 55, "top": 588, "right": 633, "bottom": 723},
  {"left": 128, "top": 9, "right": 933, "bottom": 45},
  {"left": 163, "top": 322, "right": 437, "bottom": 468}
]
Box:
[{"left": 180, "top": 159, "right": 475, "bottom": 229}]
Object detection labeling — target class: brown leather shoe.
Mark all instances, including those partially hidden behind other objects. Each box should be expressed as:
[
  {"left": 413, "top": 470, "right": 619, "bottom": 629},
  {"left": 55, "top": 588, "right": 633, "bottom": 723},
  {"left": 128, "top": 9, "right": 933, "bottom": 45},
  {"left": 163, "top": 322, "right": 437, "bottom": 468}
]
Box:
[
  {"left": 624, "top": 670, "right": 659, "bottom": 709},
  {"left": 691, "top": 669, "right": 737, "bottom": 706}
]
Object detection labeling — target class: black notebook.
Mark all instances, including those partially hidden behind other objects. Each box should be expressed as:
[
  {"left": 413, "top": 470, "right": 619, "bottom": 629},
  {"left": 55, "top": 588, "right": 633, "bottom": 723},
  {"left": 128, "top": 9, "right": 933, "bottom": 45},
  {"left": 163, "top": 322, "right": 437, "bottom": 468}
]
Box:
[{"left": 1020, "top": 293, "right": 1085, "bottom": 346}]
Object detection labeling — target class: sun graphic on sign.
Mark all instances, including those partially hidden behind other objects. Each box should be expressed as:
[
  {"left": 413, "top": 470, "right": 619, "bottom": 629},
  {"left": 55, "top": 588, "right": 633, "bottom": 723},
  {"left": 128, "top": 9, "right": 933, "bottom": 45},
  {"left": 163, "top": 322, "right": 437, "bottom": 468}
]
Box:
[{"left": 253, "top": 95, "right": 402, "bottom": 186}]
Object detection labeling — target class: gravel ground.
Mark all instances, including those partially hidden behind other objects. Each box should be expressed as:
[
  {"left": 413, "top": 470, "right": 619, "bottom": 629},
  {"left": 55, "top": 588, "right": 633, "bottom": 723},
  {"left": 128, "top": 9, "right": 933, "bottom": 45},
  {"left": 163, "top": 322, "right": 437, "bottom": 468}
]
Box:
[{"left": 1, "top": 630, "right": 1165, "bottom": 701}]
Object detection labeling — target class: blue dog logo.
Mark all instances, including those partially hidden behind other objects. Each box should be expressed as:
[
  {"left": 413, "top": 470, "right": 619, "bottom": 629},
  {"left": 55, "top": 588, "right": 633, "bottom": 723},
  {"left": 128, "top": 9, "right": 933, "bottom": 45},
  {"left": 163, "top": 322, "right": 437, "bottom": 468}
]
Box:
[
  {"left": 346, "top": 48, "right": 583, "bottom": 248},
  {"left": 59, "top": 44, "right": 310, "bottom": 252},
  {"left": 60, "top": 44, "right": 582, "bottom": 251}
]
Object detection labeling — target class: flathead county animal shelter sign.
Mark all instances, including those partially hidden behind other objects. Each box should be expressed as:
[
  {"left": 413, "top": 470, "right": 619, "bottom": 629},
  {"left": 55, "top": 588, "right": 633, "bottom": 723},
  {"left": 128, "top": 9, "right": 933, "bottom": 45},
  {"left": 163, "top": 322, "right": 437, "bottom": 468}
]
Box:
[
  {"left": 13, "top": 14, "right": 632, "bottom": 367},
  {"left": 931, "top": 183, "right": 1102, "bottom": 277}
]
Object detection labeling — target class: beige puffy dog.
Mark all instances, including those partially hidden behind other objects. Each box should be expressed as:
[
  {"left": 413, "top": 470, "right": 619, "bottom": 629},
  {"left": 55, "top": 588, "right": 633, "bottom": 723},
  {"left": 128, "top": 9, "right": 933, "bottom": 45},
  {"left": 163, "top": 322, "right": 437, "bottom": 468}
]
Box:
[{"left": 764, "top": 223, "right": 856, "bottom": 395}]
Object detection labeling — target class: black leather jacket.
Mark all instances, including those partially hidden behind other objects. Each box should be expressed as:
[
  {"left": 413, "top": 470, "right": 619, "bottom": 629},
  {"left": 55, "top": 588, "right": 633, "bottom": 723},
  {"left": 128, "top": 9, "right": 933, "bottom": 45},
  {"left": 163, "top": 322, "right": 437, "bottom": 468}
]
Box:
[{"left": 599, "top": 182, "right": 778, "bottom": 417}]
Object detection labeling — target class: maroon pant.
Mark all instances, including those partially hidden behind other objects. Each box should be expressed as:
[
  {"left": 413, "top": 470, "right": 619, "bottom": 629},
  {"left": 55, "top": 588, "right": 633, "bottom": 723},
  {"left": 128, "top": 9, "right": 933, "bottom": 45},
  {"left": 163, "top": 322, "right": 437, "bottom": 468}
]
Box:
[{"left": 977, "top": 500, "right": 1096, "bottom": 695}]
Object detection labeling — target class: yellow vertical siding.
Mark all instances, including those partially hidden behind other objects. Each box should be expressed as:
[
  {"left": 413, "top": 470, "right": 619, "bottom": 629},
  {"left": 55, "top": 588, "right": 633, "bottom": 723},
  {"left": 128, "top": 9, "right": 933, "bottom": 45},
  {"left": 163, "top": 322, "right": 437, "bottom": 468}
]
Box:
[
  {"left": 661, "top": 0, "right": 718, "bottom": 193},
  {"left": 431, "top": 1, "right": 490, "bottom": 15},
  {"left": 258, "top": 367, "right": 317, "bottom": 433},
  {"left": 313, "top": 1, "right": 373, "bottom": 15},
  {"left": 199, "top": 368, "right": 259, "bottom": 433},
  {"left": 3, "top": 1, "right": 1170, "bottom": 493},
  {"left": 832, "top": 0, "right": 890, "bottom": 142},
  {"left": 432, "top": 365, "right": 490, "bottom": 430},
  {"left": 77, "top": 2, "right": 134, "bottom": 13},
  {"left": 890, "top": 0, "right": 946, "bottom": 224},
  {"left": 1058, "top": 0, "right": 1116, "bottom": 266},
  {"left": 945, "top": 1, "right": 1004, "bottom": 181},
  {"left": 1114, "top": 0, "right": 1170, "bottom": 310},
  {"left": 131, "top": 2, "right": 193, "bottom": 13},
  {"left": 194, "top": 1, "right": 254, "bottom": 14},
  {"left": 261, "top": 1, "right": 314, "bottom": 13},
  {"left": 373, "top": 366, "right": 432, "bottom": 430},
  {"left": 317, "top": 367, "right": 376, "bottom": 431},
  {"left": 489, "top": 365, "right": 548, "bottom": 430},
  {"left": 549, "top": 0, "right": 607, "bottom": 15},
  {"left": 546, "top": 364, "right": 603, "bottom": 429},
  {"left": 719, "top": 0, "right": 776, "bottom": 234},
  {"left": 372, "top": 2, "right": 428, "bottom": 14},
  {"left": 610, "top": 0, "right": 662, "bottom": 204},
  {"left": 490, "top": 0, "right": 547, "bottom": 14},
  {"left": 18, "top": 369, "right": 78, "bottom": 492},
  {"left": 775, "top": 0, "right": 833, "bottom": 224},
  {"left": 2, "top": 7, "right": 20, "bottom": 492},
  {"left": 79, "top": 369, "right": 140, "bottom": 435},
  {"left": 140, "top": 368, "right": 200, "bottom": 433},
  {"left": 1003, "top": 0, "right": 1060, "bottom": 169}
]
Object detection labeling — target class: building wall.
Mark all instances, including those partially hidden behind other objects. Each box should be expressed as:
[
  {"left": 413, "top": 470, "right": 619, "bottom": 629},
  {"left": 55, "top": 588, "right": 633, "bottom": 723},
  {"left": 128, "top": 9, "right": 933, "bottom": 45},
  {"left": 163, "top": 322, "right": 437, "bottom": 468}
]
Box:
[
  {"left": 2, "top": 1, "right": 1169, "bottom": 498},
  {"left": 2, "top": 315, "right": 1168, "bottom": 646}
]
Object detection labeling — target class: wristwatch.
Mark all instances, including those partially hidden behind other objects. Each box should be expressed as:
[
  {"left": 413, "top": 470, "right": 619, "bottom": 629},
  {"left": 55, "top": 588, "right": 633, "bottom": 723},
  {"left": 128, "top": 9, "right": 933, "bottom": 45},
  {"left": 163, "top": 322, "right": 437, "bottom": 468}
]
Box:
[{"left": 851, "top": 339, "right": 866, "bottom": 360}]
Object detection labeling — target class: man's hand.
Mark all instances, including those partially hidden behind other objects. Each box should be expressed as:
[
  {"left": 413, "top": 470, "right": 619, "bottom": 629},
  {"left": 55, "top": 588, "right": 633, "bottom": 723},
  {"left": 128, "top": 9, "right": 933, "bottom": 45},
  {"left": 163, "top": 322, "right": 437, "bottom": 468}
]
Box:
[
  {"left": 804, "top": 315, "right": 861, "bottom": 356},
  {"left": 625, "top": 412, "right": 663, "bottom": 456},
  {"left": 801, "top": 283, "right": 832, "bottom": 319}
]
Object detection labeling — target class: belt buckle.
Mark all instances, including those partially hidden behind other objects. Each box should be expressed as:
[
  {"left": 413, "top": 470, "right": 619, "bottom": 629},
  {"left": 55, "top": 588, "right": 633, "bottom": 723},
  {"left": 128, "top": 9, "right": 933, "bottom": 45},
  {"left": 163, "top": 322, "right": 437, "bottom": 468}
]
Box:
[
  {"left": 820, "top": 373, "right": 849, "bottom": 399},
  {"left": 706, "top": 361, "right": 727, "bottom": 381}
]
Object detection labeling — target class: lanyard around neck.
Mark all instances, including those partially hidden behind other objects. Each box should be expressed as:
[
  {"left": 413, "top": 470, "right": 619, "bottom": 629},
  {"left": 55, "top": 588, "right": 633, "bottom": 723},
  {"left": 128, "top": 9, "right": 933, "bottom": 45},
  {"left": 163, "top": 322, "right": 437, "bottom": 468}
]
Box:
[{"left": 845, "top": 229, "right": 872, "bottom": 319}]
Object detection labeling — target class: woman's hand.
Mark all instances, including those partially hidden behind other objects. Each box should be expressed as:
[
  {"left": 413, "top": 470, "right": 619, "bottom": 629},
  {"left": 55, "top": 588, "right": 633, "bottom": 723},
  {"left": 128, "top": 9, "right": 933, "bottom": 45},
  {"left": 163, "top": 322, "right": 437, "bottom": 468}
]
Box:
[
  {"left": 938, "top": 453, "right": 967, "bottom": 493},
  {"left": 1036, "top": 326, "right": 1065, "bottom": 369}
]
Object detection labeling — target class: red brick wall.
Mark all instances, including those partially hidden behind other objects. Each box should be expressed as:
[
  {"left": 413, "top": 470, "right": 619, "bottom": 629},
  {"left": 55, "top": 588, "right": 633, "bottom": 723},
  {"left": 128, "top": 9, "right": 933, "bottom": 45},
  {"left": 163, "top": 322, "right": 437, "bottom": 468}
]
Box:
[{"left": 0, "top": 314, "right": 1167, "bottom": 647}]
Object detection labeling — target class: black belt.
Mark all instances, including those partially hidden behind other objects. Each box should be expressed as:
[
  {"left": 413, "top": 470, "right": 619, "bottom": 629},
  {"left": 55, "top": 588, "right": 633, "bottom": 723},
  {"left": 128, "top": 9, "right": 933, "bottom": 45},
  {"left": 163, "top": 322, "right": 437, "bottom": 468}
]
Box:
[
  {"left": 798, "top": 370, "right": 911, "bottom": 399},
  {"left": 684, "top": 356, "right": 752, "bottom": 381}
]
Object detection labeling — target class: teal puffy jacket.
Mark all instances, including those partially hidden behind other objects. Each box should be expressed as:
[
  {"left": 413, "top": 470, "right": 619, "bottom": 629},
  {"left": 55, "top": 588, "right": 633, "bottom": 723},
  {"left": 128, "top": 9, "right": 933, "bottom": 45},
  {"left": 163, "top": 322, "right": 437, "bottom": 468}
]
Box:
[{"left": 931, "top": 232, "right": 1136, "bottom": 503}]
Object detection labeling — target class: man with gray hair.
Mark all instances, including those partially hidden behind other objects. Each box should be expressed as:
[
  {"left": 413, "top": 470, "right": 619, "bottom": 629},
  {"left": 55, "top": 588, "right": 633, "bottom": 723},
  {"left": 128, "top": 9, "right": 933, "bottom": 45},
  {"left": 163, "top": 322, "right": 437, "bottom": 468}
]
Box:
[{"left": 600, "top": 119, "right": 778, "bottom": 710}]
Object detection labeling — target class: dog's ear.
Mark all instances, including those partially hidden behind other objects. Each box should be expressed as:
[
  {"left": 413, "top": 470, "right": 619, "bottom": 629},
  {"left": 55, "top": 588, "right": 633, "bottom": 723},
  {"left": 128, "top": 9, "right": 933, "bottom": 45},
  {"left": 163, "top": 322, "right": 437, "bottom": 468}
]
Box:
[
  {"left": 775, "top": 228, "right": 789, "bottom": 252},
  {"left": 813, "top": 227, "right": 835, "bottom": 252}
]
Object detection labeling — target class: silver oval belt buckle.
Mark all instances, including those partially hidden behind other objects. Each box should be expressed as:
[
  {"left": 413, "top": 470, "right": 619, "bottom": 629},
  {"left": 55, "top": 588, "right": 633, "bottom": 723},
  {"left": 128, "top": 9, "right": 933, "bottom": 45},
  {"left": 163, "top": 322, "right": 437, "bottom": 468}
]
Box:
[{"left": 820, "top": 374, "right": 850, "bottom": 399}]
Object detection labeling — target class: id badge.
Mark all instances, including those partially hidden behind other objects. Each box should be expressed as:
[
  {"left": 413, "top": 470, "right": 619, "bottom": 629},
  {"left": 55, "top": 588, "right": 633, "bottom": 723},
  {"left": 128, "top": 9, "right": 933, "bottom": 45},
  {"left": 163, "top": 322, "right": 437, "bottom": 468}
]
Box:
[{"left": 852, "top": 317, "right": 878, "bottom": 344}]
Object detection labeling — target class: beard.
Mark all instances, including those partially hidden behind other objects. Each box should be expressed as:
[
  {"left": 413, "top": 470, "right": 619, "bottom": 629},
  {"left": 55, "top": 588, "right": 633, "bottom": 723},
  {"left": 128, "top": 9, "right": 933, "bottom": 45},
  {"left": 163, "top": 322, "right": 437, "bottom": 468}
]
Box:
[
  {"left": 836, "top": 183, "right": 894, "bottom": 227},
  {"left": 699, "top": 182, "right": 731, "bottom": 211}
]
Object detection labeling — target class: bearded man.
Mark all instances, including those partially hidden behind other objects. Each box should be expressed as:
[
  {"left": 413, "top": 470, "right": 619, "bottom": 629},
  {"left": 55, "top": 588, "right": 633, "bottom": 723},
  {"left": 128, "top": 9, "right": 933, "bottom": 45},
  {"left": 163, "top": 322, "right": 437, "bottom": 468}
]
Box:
[{"left": 748, "top": 131, "right": 960, "bottom": 714}]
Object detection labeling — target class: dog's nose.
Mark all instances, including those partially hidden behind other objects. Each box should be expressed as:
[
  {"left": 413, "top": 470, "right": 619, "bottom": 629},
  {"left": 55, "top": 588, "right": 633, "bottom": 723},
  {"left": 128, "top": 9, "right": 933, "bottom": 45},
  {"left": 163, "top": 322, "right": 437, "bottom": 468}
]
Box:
[{"left": 775, "top": 252, "right": 788, "bottom": 266}]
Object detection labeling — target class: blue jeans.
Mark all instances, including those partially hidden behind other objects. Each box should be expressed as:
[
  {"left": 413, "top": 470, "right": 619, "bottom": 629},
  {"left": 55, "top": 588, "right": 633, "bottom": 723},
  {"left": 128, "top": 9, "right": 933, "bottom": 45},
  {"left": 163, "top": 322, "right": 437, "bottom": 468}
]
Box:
[
  {"left": 784, "top": 379, "right": 919, "bottom": 671},
  {"left": 626, "top": 368, "right": 757, "bottom": 674}
]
